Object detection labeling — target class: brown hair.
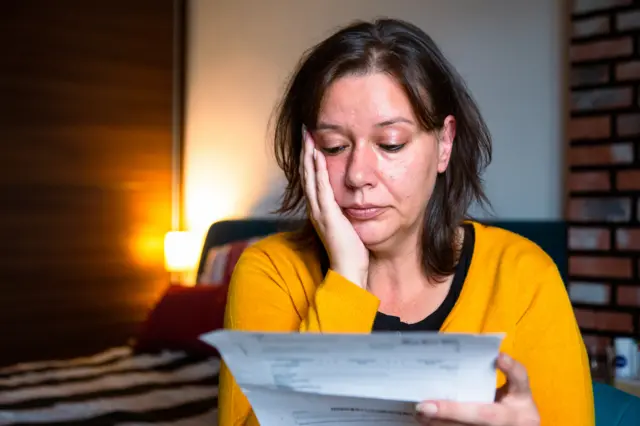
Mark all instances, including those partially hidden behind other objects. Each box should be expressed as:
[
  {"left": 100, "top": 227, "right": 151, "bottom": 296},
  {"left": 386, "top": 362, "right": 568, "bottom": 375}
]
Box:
[{"left": 271, "top": 18, "right": 492, "bottom": 280}]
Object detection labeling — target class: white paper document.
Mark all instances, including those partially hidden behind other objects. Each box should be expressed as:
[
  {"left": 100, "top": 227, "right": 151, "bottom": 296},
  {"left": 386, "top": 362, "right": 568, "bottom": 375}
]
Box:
[{"left": 201, "top": 331, "right": 504, "bottom": 426}]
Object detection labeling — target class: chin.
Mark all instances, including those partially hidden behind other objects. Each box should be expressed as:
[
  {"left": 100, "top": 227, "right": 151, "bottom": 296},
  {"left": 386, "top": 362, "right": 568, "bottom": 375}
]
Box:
[{"left": 351, "top": 219, "right": 396, "bottom": 248}]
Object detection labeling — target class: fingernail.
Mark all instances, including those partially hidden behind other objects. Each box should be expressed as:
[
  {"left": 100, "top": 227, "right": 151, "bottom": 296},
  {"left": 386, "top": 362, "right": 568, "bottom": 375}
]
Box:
[
  {"left": 415, "top": 402, "right": 438, "bottom": 416},
  {"left": 313, "top": 147, "right": 317, "bottom": 160},
  {"left": 500, "top": 353, "right": 513, "bottom": 366}
]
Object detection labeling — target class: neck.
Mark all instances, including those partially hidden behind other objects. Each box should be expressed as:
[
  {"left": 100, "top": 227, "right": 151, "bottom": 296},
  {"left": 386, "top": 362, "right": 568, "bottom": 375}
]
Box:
[
  {"left": 366, "top": 224, "right": 465, "bottom": 299},
  {"left": 367, "top": 227, "right": 427, "bottom": 297}
]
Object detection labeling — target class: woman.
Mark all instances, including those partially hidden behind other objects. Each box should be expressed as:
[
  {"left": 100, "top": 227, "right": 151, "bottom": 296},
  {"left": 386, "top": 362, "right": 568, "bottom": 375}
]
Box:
[{"left": 219, "top": 18, "right": 594, "bottom": 426}]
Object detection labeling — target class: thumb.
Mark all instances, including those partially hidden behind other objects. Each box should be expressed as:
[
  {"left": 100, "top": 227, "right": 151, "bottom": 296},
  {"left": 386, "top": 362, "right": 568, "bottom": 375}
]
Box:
[{"left": 497, "top": 353, "right": 531, "bottom": 396}]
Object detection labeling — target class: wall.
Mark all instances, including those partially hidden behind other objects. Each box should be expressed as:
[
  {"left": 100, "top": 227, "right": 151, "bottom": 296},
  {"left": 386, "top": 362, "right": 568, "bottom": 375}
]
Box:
[
  {"left": 0, "top": 0, "right": 180, "bottom": 365},
  {"left": 184, "top": 0, "right": 565, "bottom": 238},
  {"left": 566, "top": 0, "right": 640, "bottom": 349}
]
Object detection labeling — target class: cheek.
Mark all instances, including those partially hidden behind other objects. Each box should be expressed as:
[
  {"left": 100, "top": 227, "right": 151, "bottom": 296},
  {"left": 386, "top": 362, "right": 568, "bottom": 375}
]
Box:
[
  {"left": 383, "top": 159, "right": 409, "bottom": 183},
  {"left": 383, "top": 164, "right": 415, "bottom": 201},
  {"left": 325, "top": 157, "right": 347, "bottom": 193},
  {"left": 382, "top": 155, "right": 437, "bottom": 202}
]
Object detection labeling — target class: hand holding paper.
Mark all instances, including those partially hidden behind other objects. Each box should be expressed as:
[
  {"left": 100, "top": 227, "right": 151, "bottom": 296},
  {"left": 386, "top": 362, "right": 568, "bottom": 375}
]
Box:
[
  {"left": 202, "top": 331, "right": 505, "bottom": 426},
  {"left": 414, "top": 352, "right": 541, "bottom": 425}
]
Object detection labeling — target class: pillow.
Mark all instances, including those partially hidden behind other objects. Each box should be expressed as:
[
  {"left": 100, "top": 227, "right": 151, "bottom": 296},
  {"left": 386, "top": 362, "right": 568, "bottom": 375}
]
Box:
[
  {"left": 198, "top": 244, "right": 231, "bottom": 284},
  {"left": 197, "top": 237, "right": 262, "bottom": 285},
  {"left": 133, "top": 284, "right": 228, "bottom": 356}
]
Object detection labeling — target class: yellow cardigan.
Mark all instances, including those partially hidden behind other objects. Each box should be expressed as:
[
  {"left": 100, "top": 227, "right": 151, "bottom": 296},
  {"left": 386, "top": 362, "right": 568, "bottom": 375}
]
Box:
[{"left": 218, "top": 222, "right": 594, "bottom": 426}]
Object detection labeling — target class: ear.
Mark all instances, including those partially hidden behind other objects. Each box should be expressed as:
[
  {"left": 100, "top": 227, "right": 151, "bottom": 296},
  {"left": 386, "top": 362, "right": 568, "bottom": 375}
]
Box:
[{"left": 437, "top": 115, "right": 456, "bottom": 173}]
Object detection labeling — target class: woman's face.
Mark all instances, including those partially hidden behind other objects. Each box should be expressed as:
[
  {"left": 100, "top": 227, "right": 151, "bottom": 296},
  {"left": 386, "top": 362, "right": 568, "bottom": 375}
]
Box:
[{"left": 313, "top": 73, "right": 455, "bottom": 250}]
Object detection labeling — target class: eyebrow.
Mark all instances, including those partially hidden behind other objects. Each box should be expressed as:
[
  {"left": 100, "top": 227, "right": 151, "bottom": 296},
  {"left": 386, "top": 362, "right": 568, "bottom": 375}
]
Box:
[
  {"left": 375, "top": 117, "right": 415, "bottom": 127},
  {"left": 315, "top": 116, "right": 415, "bottom": 131}
]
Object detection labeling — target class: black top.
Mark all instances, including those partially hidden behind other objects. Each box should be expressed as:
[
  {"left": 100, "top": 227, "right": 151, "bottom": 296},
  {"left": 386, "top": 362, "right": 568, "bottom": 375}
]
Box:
[{"left": 371, "top": 223, "right": 475, "bottom": 332}]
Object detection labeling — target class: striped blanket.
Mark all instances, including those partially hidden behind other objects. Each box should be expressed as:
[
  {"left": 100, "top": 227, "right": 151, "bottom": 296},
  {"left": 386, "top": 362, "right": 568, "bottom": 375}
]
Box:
[{"left": 0, "top": 347, "right": 220, "bottom": 426}]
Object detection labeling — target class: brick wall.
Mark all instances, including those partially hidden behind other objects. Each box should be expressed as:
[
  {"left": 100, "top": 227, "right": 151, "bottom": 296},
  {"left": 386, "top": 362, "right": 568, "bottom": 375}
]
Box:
[{"left": 567, "top": 0, "right": 640, "bottom": 353}]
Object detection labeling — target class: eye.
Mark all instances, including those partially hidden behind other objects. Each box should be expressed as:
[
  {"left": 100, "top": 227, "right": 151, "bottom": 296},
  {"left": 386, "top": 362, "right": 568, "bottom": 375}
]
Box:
[
  {"left": 320, "top": 146, "right": 347, "bottom": 155},
  {"left": 379, "top": 143, "right": 406, "bottom": 153}
]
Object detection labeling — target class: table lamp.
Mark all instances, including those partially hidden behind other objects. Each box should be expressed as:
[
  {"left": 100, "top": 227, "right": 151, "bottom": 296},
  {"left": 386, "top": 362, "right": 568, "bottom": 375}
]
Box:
[{"left": 164, "top": 230, "right": 200, "bottom": 284}]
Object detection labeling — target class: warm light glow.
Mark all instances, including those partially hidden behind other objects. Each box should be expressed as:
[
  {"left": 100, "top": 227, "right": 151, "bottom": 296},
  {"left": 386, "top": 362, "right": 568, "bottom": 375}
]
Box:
[
  {"left": 185, "top": 181, "right": 242, "bottom": 235},
  {"left": 128, "top": 227, "right": 166, "bottom": 268},
  {"left": 182, "top": 70, "right": 286, "bottom": 248},
  {"left": 164, "top": 231, "right": 202, "bottom": 272},
  {"left": 182, "top": 79, "right": 284, "bottom": 236}
]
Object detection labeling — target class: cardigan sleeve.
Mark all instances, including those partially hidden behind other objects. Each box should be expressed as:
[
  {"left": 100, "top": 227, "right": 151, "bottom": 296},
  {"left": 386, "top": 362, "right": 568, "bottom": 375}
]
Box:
[{"left": 217, "top": 244, "right": 380, "bottom": 426}]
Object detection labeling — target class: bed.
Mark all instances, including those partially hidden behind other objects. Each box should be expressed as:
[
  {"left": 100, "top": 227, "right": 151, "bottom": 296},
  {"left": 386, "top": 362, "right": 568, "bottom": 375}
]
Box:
[
  {"left": 0, "top": 219, "right": 301, "bottom": 426},
  {"left": 0, "top": 218, "right": 567, "bottom": 425},
  {"left": 0, "top": 348, "right": 219, "bottom": 426}
]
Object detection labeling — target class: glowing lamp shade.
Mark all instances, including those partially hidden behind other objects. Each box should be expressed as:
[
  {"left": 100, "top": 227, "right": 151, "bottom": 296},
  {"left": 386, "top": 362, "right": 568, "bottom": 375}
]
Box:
[{"left": 164, "top": 231, "right": 201, "bottom": 272}]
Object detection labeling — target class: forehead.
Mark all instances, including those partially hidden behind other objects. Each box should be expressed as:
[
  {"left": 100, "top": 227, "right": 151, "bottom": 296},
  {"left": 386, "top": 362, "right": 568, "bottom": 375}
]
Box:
[{"left": 317, "top": 73, "right": 416, "bottom": 126}]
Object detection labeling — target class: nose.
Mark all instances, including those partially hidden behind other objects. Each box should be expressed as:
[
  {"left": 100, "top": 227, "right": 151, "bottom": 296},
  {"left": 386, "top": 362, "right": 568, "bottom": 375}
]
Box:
[{"left": 345, "top": 142, "right": 378, "bottom": 189}]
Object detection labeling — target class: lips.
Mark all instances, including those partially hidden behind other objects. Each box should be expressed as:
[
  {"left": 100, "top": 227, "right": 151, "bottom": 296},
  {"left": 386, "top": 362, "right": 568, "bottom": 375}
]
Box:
[{"left": 343, "top": 206, "right": 386, "bottom": 220}]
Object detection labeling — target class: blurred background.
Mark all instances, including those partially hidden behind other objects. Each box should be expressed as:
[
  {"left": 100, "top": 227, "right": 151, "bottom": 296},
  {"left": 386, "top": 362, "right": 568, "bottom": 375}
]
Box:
[{"left": 0, "top": 0, "right": 638, "bottom": 423}]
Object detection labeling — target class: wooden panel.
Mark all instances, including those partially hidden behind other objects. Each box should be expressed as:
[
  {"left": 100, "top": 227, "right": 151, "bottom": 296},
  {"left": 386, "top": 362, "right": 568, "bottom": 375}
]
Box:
[{"left": 0, "top": 0, "right": 183, "bottom": 365}]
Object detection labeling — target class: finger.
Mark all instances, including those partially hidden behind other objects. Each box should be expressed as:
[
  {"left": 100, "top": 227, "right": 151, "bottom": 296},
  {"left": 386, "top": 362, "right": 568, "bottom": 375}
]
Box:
[
  {"left": 298, "top": 127, "right": 309, "bottom": 211},
  {"left": 496, "top": 353, "right": 531, "bottom": 396},
  {"left": 301, "top": 127, "right": 320, "bottom": 217},
  {"left": 298, "top": 126, "right": 306, "bottom": 180},
  {"left": 298, "top": 126, "right": 309, "bottom": 204},
  {"left": 313, "top": 146, "right": 338, "bottom": 213},
  {"left": 416, "top": 400, "right": 510, "bottom": 426},
  {"left": 298, "top": 124, "right": 311, "bottom": 214}
]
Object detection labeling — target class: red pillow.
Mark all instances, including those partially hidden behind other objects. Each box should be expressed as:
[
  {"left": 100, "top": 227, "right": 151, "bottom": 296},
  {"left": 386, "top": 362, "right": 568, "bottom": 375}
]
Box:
[{"left": 133, "top": 284, "right": 228, "bottom": 356}]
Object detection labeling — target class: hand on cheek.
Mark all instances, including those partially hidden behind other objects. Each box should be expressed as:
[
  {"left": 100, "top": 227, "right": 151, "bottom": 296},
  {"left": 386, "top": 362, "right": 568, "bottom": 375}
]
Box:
[{"left": 299, "top": 126, "right": 370, "bottom": 288}]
